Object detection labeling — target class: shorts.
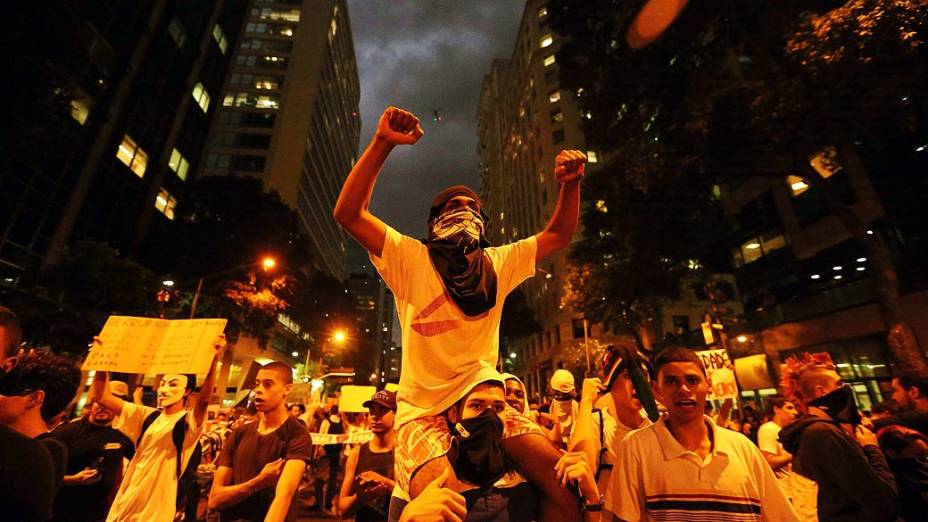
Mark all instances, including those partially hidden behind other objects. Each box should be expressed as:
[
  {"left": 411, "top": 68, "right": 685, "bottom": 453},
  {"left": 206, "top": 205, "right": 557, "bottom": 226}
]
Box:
[{"left": 393, "top": 406, "right": 543, "bottom": 496}]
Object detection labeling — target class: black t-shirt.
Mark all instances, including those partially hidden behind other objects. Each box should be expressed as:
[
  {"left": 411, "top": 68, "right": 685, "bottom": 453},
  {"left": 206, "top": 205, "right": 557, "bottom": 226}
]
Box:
[
  {"left": 217, "top": 415, "right": 311, "bottom": 521},
  {"left": 50, "top": 417, "right": 136, "bottom": 522},
  {"left": 0, "top": 424, "right": 57, "bottom": 521}
]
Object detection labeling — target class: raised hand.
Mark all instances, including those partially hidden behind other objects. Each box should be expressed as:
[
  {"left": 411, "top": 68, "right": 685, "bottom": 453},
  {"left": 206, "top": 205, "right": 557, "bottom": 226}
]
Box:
[
  {"left": 555, "top": 150, "right": 586, "bottom": 184},
  {"left": 376, "top": 107, "right": 425, "bottom": 146},
  {"left": 580, "top": 377, "right": 605, "bottom": 404}
]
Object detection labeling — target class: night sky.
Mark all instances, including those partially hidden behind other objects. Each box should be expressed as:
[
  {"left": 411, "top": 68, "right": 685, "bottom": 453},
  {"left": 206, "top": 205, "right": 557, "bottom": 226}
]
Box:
[{"left": 346, "top": 1, "right": 525, "bottom": 237}]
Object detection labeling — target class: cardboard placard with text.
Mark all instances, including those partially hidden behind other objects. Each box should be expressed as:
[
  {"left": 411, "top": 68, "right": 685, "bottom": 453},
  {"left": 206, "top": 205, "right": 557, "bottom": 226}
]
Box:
[
  {"left": 695, "top": 348, "right": 739, "bottom": 400},
  {"left": 339, "top": 385, "right": 377, "bottom": 413},
  {"left": 82, "top": 316, "right": 227, "bottom": 375}
]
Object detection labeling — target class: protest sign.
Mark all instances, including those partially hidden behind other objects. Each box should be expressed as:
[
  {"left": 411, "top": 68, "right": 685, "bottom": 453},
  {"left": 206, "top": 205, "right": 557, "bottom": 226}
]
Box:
[
  {"left": 310, "top": 430, "right": 374, "bottom": 446},
  {"left": 695, "top": 348, "right": 739, "bottom": 400},
  {"left": 82, "top": 316, "right": 227, "bottom": 374},
  {"left": 734, "top": 353, "right": 774, "bottom": 390},
  {"left": 339, "top": 385, "right": 377, "bottom": 413}
]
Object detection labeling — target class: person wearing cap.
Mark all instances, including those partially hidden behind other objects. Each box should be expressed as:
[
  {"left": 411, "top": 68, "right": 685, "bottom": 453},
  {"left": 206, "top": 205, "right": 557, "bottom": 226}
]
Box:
[
  {"left": 51, "top": 381, "right": 136, "bottom": 522},
  {"left": 334, "top": 106, "right": 586, "bottom": 520},
  {"left": 208, "top": 361, "right": 311, "bottom": 522},
  {"left": 569, "top": 344, "right": 654, "bottom": 520},
  {"left": 338, "top": 390, "right": 398, "bottom": 521},
  {"left": 549, "top": 369, "right": 581, "bottom": 448}
]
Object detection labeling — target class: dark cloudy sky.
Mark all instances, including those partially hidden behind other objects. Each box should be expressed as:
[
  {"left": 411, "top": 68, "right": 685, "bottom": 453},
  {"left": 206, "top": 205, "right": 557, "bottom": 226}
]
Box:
[{"left": 346, "top": 1, "right": 525, "bottom": 237}]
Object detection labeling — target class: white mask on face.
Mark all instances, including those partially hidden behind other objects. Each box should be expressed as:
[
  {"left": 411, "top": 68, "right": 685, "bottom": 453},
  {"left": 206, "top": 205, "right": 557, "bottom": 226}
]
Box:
[{"left": 157, "top": 374, "right": 188, "bottom": 408}]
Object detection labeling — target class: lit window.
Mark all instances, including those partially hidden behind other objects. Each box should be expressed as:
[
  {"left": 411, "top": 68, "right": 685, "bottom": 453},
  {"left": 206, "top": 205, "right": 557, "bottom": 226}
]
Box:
[
  {"left": 192, "top": 82, "right": 210, "bottom": 113},
  {"left": 212, "top": 24, "right": 229, "bottom": 54},
  {"left": 255, "top": 79, "right": 279, "bottom": 90},
  {"left": 550, "top": 111, "right": 563, "bottom": 123},
  {"left": 548, "top": 91, "right": 560, "bottom": 103},
  {"left": 155, "top": 188, "right": 177, "bottom": 220},
  {"left": 761, "top": 231, "right": 786, "bottom": 253},
  {"left": 540, "top": 34, "right": 553, "bottom": 48},
  {"left": 255, "top": 95, "right": 279, "bottom": 109},
  {"left": 732, "top": 232, "right": 788, "bottom": 267},
  {"left": 168, "top": 148, "right": 190, "bottom": 181},
  {"left": 70, "top": 93, "right": 91, "bottom": 125},
  {"left": 809, "top": 147, "right": 840, "bottom": 178},
  {"left": 787, "top": 175, "right": 809, "bottom": 196},
  {"left": 168, "top": 18, "right": 187, "bottom": 48},
  {"left": 115, "top": 135, "right": 148, "bottom": 177},
  {"left": 538, "top": 6, "right": 548, "bottom": 17},
  {"left": 279, "top": 27, "right": 293, "bottom": 36},
  {"left": 543, "top": 54, "right": 556, "bottom": 67},
  {"left": 587, "top": 151, "right": 598, "bottom": 163},
  {"left": 595, "top": 200, "right": 608, "bottom": 213}
]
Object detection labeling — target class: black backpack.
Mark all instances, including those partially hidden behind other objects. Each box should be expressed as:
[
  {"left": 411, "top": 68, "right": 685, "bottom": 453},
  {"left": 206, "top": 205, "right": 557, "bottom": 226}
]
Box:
[
  {"left": 593, "top": 409, "right": 612, "bottom": 481},
  {"left": 138, "top": 411, "right": 202, "bottom": 521}
]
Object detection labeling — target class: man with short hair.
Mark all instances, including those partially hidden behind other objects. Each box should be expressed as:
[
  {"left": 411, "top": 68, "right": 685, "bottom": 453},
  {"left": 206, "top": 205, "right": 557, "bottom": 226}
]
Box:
[
  {"left": 338, "top": 389, "right": 398, "bottom": 521},
  {"left": 779, "top": 352, "right": 898, "bottom": 521},
  {"left": 612, "top": 346, "right": 797, "bottom": 521},
  {"left": 0, "top": 349, "right": 82, "bottom": 496},
  {"left": 92, "top": 336, "right": 224, "bottom": 522},
  {"left": 872, "top": 370, "right": 928, "bottom": 435},
  {"left": 0, "top": 306, "right": 60, "bottom": 521},
  {"left": 289, "top": 403, "right": 306, "bottom": 426},
  {"left": 52, "top": 381, "right": 136, "bottom": 522},
  {"left": 209, "top": 361, "right": 310, "bottom": 521},
  {"left": 570, "top": 344, "right": 653, "bottom": 519},
  {"left": 756, "top": 394, "right": 797, "bottom": 477}
]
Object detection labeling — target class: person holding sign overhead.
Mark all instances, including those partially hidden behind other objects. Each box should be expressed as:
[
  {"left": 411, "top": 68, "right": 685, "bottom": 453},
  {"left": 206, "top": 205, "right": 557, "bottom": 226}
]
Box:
[{"left": 90, "top": 334, "right": 225, "bottom": 522}]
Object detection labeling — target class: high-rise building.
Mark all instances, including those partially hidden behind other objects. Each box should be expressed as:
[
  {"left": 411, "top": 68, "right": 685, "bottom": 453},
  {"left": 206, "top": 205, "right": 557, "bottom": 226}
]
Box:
[
  {"left": 721, "top": 150, "right": 928, "bottom": 409},
  {"left": 198, "top": 0, "right": 360, "bottom": 280},
  {"left": 0, "top": 2, "right": 247, "bottom": 281},
  {"left": 478, "top": 0, "right": 616, "bottom": 398}
]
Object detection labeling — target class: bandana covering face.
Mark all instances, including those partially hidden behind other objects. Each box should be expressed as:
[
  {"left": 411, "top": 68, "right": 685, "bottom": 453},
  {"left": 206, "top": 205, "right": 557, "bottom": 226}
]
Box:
[
  {"left": 808, "top": 384, "right": 861, "bottom": 426},
  {"left": 426, "top": 187, "right": 498, "bottom": 317},
  {"left": 451, "top": 409, "right": 507, "bottom": 487}
]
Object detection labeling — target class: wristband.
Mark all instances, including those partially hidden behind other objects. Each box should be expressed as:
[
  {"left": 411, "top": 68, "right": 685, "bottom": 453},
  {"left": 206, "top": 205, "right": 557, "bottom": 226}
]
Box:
[{"left": 582, "top": 493, "right": 605, "bottom": 512}]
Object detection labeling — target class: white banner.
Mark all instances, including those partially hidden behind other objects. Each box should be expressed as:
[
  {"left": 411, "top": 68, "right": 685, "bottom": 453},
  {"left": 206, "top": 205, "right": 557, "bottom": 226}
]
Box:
[
  {"left": 310, "top": 430, "right": 374, "bottom": 445},
  {"left": 695, "top": 348, "right": 739, "bottom": 400}
]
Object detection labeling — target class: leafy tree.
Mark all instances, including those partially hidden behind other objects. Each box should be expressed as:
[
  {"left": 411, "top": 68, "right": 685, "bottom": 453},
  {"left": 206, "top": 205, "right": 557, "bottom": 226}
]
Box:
[{"left": 550, "top": 0, "right": 928, "bottom": 369}]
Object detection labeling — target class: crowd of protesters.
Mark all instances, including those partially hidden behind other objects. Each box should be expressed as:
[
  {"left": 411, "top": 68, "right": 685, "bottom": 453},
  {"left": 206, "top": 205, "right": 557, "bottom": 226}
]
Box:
[{"left": 1, "top": 105, "right": 927, "bottom": 522}]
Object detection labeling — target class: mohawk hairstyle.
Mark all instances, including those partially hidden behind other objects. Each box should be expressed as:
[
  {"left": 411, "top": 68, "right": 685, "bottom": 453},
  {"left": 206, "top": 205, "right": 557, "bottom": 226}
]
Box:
[{"left": 779, "top": 352, "right": 835, "bottom": 407}]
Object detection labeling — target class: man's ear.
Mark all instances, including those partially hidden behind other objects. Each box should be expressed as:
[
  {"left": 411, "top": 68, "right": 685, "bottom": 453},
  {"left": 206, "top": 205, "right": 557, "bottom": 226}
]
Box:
[
  {"left": 283, "top": 382, "right": 293, "bottom": 398},
  {"left": 908, "top": 387, "right": 920, "bottom": 401},
  {"left": 27, "top": 390, "right": 45, "bottom": 410}
]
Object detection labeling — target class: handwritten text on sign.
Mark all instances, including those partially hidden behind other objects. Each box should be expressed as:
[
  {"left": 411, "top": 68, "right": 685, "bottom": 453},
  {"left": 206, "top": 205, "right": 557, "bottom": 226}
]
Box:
[
  {"left": 695, "top": 348, "right": 739, "bottom": 400},
  {"left": 82, "top": 316, "right": 227, "bottom": 375}
]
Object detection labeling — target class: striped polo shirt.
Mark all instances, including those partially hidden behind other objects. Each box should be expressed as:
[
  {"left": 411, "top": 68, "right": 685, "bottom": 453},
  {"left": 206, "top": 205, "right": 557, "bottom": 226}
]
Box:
[{"left": 611, "top": 416, "right": 798, "bottom": 522}]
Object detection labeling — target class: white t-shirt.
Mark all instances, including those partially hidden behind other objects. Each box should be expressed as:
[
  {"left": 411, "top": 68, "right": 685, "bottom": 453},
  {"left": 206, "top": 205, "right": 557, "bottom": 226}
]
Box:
[
  {"left": 107, "top": 402, "right": 202, "bottom": 522},
  {"left": 591, "top": 408, "right": 649, "bottom": 517},
  {"left": 611, "top": 416, "right": 798, "bottom": 522},
  {"left": 757, "top": 420, "right": 791, "bottom": 477},
  {"left": 371, "top": 225, "right": 536, "bottom": 427}
]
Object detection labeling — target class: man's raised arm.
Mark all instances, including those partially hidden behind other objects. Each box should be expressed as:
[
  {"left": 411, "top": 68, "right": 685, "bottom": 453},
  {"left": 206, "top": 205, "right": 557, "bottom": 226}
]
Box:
[
  {"left": 535, "top": 150, "right": 585, "bottom": 260},
  {"left": 333, "top": 107, "right": 423, "bottom": 258}
]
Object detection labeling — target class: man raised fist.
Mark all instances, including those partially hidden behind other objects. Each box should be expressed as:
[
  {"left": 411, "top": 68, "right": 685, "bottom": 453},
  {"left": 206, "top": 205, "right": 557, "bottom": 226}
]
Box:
[{"left": 375, "top": 106, "right": 424, "bottom": 146}]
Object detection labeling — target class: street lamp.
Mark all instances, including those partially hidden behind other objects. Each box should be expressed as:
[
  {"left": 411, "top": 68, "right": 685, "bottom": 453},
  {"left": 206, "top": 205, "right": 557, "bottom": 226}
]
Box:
[
  {"left": 188, "top": 255, "right": 279, "bottom": 318},
  {"left": 303, "top": 328, "right": 349, "bottom": 381},
  {"left": 262, "top": 257, "right": 276, "bottom": 271}
]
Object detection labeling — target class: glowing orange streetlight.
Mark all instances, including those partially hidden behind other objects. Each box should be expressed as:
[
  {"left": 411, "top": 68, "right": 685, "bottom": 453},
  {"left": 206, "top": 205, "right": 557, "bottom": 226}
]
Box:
[
  {"left": 332, "top": 329, "right": 347, "bottom": 344},
  {"left": 261, "top": 256, "right": 277, "bottom": 271}
]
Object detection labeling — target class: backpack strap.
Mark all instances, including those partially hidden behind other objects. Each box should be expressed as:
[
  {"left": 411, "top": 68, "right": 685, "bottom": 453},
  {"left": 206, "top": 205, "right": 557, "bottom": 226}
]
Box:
[
  {"left": 137, "top": 410, "right": 161, "bottom": 448},
  {"left": 593, "top": 408, "right": 613, "bottom": 481},
  {"left": 171, "top": 415, "right": 190, "bottom": 479}
]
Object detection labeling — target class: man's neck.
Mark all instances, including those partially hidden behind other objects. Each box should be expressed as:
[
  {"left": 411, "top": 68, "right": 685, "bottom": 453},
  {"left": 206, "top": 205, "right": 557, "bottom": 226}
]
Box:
[
  {"left": 371, "top": 429, "right": 395, "bottom": 451},
  {"left": 914, "top": 398, "right": 928, "bottom": 415},
  {"left": 665, "top": 414, "right": 710, "bottom": 453},
  {"left": 773, "top": 416, "right": 789, "bottom": 428},
  {"left": 8, "top": 413, "right": 49, "bottom": 439},
  {"left": 259, "top": 405, "right": 288, "bottom": 433},
  {"left": 806, "top": 406, "right": 831, "bottom": 420}
]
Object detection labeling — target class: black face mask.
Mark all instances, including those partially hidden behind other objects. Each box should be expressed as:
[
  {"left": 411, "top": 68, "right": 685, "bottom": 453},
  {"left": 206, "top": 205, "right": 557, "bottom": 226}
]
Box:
[
  {"left": 809, "top": 384, "right": 861, "bottom": 425},
  {"left": 451, "top": 409, "right": 507, "bottom": 487}
]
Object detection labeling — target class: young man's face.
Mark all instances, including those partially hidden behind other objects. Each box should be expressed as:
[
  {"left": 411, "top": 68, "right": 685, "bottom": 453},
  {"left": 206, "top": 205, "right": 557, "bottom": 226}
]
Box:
[
  {"left": 157, "top": 375, "right": 189, "bottom": 408},
  {"left": 891, "top": 378, "right": 915, "bottom": 410},
  {"left": 504, "top": 379, "right": 526, "bottom": 413},
  {"left": 452, "top": 383, "right": 506, "bottom": 423},
  {"left": 773, "top": 401, "right": 798, "bottom": 425},
  {"left": 252, "top": 369, "right": 291, "bottom": 412},
  {"left": 612, "top": 369, "right": 647, "bottom": 411},
  {"left": 655, "top": 362, "right": 709, "bottom": 423},
  {"left": 89, "top": 401, "right": 115, "bottom": 425},
  {"left": 369, "top": 404, "right": 395, "bottom": 434},
  {"left": 289, "top": 405, "right": 302, "bottom": 418}
]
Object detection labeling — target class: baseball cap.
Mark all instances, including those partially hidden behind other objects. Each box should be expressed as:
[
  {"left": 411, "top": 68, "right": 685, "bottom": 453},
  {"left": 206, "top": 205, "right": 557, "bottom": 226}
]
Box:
[
  {"left": 549, "top": 369, "right": 576, "bottom": 393},
  {"left": 602, "top": 344, "right": 653, "bottom": 389},
  {"left": 363, "top": 389, "right": 397, "bottom": 411},
  {"left": 109, "top": 380, "right": 130, "bottom": 399}
]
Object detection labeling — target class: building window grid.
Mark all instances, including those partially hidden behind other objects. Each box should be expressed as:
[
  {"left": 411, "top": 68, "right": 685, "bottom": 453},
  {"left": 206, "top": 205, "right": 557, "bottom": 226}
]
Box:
[
  {"left": 192, "top": 82, "right": 210, "bottom": 113},
  {"left": 115, "top": 135, "right": 148, "bottom": 177},
  {"left": 168, "top": 148, "right": 190, "bottom": 180},
  {"left": 213, "top": 24, "right": 229, "bottom": 54},
  {"left": 155, "top": 188, "right": 177, "bottom": 220}
]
